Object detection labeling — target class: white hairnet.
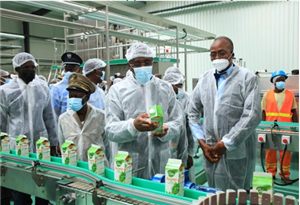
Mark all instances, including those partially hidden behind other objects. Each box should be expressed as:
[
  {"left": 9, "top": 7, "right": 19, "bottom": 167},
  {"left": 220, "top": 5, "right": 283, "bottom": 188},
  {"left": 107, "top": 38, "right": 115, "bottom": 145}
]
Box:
[
  {"left": 125, "top": 42, "right": 155, "bottom": 62},
  {"left": 38, "top": 75, "right": 47, "bottom": 82},
  {"left": 163, "top": 73, "right": 184, "bottom": 85},
  {"left": 83, "top": 58, "right": 106, "bottom": 75},
  {"left": 0, "top": 69, "right": 9, "bottom": 77},
  {"left": 12, "top": 52, "right": 38, "bottom": 69},
  {"left": 113, "top": 78, "right": 122, "bottom": 84},
  {"left": 165, "top": 67, "right": 183, "bottom": 76}
]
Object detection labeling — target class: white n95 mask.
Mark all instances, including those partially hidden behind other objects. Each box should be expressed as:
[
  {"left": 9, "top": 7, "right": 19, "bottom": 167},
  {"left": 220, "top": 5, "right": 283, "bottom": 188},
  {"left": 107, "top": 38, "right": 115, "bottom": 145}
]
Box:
[
  {"left": 212, "top": 53, "right": 233, "bottom": 72},
  {"left": 212, "top": 59, "right": 229, "bottom": 72}
]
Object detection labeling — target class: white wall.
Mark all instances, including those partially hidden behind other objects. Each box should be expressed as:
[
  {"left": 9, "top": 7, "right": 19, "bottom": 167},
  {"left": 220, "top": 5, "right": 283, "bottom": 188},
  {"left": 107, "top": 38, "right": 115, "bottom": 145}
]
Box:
[{"left": 140, "top": 1, "right": 299, "bottom": 92}]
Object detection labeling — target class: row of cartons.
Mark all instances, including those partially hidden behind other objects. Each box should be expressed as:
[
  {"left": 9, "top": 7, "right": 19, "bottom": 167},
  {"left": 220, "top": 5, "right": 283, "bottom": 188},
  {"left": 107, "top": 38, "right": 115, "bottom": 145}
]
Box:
[{"left": 1, "top": 132, "right": 274, "bottom": 201}]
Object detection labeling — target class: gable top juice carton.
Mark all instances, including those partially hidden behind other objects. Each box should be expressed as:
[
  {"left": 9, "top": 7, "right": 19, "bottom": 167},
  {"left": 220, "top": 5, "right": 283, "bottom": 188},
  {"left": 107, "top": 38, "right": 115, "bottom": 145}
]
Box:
[
  {"left": 149, "top": 105, "right": 163, "bottom": 134},
  {"left": 36, "top": 137, "right": 50, "bottom": 161},
  {"left": 15, "top": 135, "right": 29, "bottom": 157},
  {"left": 165, "top": 159, "right": 185, "bottom": 196},
  {"left": 88, "top": 144, "right": 105, "bottom": 176},
  {"left": 114, "top": 151, "right": 132, "bottom": 184},
  {"left": 252, "top": 172, "right": 273, "bottom": 204},
  {"left": 61, "top": 140, "right": 77, "bottom": 166},
  {"left": 0, "top": 132, "right": 10, "bottom": 153}
]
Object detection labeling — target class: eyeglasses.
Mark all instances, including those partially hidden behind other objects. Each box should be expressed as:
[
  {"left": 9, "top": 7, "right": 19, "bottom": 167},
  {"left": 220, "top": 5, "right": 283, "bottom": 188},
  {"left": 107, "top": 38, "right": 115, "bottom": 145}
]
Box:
[
  {"left": 129, "top": 60, "right": 153, "bottom": 68},
  {"left": 210, "top": 50, "right": 232, "bottom": 58}
]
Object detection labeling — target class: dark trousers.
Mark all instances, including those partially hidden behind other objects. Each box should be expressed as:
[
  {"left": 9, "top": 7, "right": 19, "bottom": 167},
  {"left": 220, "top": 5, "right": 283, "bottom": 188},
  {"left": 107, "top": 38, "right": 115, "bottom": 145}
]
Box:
[
  {"left": 1, "top": 187, "right": 13, "bottom": 205},
  {"left": 14, "top": 191, "right": 49, "bottom": 205}
]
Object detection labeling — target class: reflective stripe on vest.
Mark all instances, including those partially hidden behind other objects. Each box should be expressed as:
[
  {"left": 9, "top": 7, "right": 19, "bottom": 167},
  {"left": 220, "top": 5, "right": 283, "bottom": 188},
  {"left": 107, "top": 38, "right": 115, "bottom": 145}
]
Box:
[{"left": 265, "top": 112, "right": 293, "bottom": 118}]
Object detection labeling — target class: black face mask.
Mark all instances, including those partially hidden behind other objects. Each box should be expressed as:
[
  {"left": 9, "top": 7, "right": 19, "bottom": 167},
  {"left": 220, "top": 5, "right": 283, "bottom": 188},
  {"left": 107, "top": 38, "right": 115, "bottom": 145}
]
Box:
[{"left": 21, "top": 70, "right": 35, "bottom": 83}]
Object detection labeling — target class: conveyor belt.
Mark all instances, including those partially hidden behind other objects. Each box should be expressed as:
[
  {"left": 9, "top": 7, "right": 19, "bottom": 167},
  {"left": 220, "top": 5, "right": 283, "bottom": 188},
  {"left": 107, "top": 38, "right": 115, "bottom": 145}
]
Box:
[{"left": 0, "top": 151, "right": 206, "bottom": 205}]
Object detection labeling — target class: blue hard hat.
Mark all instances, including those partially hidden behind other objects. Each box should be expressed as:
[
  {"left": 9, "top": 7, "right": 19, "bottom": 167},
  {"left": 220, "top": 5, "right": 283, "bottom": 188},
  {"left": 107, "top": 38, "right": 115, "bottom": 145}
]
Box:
[{"left": 270, "top": 70, "right": 288, "bottom": 83}]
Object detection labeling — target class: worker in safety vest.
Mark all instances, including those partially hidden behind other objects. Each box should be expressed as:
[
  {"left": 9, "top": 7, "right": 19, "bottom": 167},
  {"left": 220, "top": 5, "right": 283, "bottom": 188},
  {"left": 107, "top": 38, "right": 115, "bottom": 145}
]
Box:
[{"left": 261, "top": 70, "right": 298, "bottom": 183}]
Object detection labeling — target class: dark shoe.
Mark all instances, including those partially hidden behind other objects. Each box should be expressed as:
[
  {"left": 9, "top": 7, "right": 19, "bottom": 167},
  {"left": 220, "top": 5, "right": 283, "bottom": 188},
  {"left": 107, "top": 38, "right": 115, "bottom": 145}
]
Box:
[{"left": 281, "top": 177, "right": 291, "bottom": 183}]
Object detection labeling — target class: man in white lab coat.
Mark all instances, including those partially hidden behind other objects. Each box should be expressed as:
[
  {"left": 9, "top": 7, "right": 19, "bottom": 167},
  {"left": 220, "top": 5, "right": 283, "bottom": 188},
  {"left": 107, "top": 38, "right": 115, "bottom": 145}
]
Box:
[
  {"left": 58, "top": 73, "right": 109, "bottom": 164},
  {"left": 0, "top": 52, "right": 58, "bottom": 205}
]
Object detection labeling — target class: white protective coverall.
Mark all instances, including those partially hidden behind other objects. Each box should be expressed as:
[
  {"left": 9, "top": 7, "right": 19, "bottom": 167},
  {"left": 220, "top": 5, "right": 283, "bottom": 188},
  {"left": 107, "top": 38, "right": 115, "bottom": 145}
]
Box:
[
  {"left": 188, "top": 65, "right": 261, "bottom": 191},
  {"left": 105, "top": 74, "right": 183, "bottom": 179},
  {"left": 51, "top": 76, "right": 69, "bottom": 116},
  {"left": 88, "top": 85, "right": 105, "bottom": 110},
  {"left": 0, "top": 77, "right": 58, "bottom": 152},
  {"left": 58, "top": 105, "right": 109, "bottom": 165}
]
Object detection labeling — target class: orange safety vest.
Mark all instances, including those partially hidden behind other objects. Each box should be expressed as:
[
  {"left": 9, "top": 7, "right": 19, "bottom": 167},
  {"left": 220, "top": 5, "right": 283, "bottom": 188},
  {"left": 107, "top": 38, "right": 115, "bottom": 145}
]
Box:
[{"left": 265, "top": 89, "right": 294, "bottom": 122}]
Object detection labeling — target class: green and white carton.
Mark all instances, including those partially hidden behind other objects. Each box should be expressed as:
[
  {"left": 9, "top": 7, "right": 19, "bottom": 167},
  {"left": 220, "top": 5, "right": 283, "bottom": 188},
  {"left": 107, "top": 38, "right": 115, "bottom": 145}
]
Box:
[
  {"left": 149, "top": 105, "right": 163, "bottom": 134},
  {"left": 165, "top": 159, "right": 185, "bottom": 196},
  {"left": 61, "top": 140, "right": 77, "bottom": 166},
  {"left": 252, "top": 172, "right": 273, "bottom": 203},
  {"left": 15, "top": 135, "right": 29, "bottom": 157},
  {"left": 114, "top": 151, "right": 132, "bottom": 184},
  {"left": 88, "top": 144, "right": 105, "bottom": 176},
  {"left": 0, "top": 132, "right": 10, "bottom": 153},
  {"left": 36, "top": 137, "right": 50, "bottom": 161}
]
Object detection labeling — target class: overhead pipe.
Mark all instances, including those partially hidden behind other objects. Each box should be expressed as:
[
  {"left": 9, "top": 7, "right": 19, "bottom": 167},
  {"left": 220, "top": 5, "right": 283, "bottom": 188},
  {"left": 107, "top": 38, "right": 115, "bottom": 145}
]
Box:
[
  {"left": 0, "top": 8, "right": 105, "bottom": 33},
  {"left": 148, "top": 1, "right": 222, "bottom": 15},
  {"left": 72, "top": 43, "right": 133, "bottom": 53},
  {"left": 0, "top": 33, "right": 24, "bottom": 39}
]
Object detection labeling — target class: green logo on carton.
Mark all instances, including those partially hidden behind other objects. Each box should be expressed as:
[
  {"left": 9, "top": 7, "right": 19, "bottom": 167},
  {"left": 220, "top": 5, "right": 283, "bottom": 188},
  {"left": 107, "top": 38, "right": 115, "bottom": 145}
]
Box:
[
  {"left": 168, "top": 170, "right": 176, "bottom": 177},
  {"left": 89, "top": 153, "right": 94, "bottom": 159},
  {"left": 119, "top": 171, "right": 126, "bottom": 182},
  {"left": 172, "top": 182, "right": 180, "bottom": 194},
  {"left": 116, "top": 160, "right": 123, "bottom": 167},
  {"left": 92, "top": 163, "right": 97, "bottom": 172},
  {"left": 65, "top": 157, "right": 69, "bottom": 165},
  {"left": 256, "top": 185, "right": 272, "bottom": 195},
  {"left": 62, "top": 147, "right": 68, "bottom": 153}
]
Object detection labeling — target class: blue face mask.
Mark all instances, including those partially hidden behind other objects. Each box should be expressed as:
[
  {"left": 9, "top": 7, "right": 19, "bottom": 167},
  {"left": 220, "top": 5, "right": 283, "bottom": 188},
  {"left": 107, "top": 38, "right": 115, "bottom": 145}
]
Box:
[
  {"left": 64, "top": 71, "right": 74, "bottom": 82},
  {"left": 134, "top": 66, "right": 153, "bottom": 84},
  {"left": 101, "top": 71, "right": 105, "bottom": 80},
  {"left": 4, "top": 78, "right": 10, "bottom": 84},
  {"left": 68, "top": 96, "right": 86, "bottom": 112},
  {"left": 176, "top": 88, "right": 184, "bottom": 99},
  {"left": 276, "top": 81, "right": 286, "bottom": 90}
]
